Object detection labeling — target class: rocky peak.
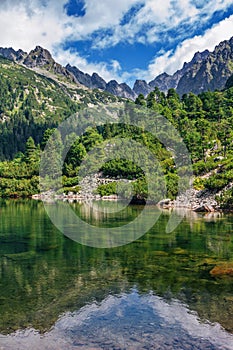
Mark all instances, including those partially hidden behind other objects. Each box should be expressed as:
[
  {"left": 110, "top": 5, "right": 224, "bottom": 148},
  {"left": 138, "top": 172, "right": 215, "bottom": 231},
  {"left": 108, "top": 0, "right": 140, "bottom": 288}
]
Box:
[
  {"left": 149, "top": 72, "right": 180, "bottom": 92},
  {"left": 23, "top": 46, "right": 54, "bottom": 68},
  {"left": 67, "top": 64, "right": 135, "bottom": 99},
  {"left": 134, "top": 36, "right": 233, "bottom": 97},
  {"left": 91, "top": 72, "right": 106, "bottom": 90},
  {"left": 2, "top": 36, "right": 233, "bottom": 101},
  {"left": 133, "top": 80, "right": 153, "bottom": 96},
  {"left": 176, "top": 36, "right": 233, "bottom": 96},
  {"left": 106, "top": 80, "right": 136, "bottom": 99},
  {"left": 66, "top": 65, "right": 107, "bottom": 90},
  {"left": 0, "top": 47, "right": 27, "bottom": 62},
  {"left": 66, "top": 64, "right": 92, "bottom": 87},
  {"left": 190, "top": 50, "right": 210, "bottom": 65}
]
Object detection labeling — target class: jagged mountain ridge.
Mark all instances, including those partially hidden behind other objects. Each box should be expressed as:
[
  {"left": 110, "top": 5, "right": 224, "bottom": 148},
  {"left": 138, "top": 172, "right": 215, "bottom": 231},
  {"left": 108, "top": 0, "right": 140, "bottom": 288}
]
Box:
[
  {"left": 67, "top": 36, "right": 233, "bottom": 96},
  {"left": 134, "top": 38, "right": 233, "bottom": 96},
  {"left": 1, "top": 36, "right": 233, "bottom": 99},
  {"left": 0, "top": 46, "right": 136, "bottom": 100},
  {"left": 0, "top": 46, "right": 83, "bottom": 87}
]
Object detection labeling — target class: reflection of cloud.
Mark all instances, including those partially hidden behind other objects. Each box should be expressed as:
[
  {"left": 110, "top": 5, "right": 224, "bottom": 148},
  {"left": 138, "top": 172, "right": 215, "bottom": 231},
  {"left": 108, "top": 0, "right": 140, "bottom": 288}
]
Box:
[{"left": 1, "top": 291, "right": 233, "bottom": 349}]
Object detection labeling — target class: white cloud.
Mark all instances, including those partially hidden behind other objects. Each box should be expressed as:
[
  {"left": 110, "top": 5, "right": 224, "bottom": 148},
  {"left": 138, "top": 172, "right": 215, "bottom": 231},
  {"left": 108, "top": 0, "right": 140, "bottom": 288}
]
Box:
[
  {"left": 145, "top": 14, "right": 233, "bottom": 80},
  {"left": 0, "top": 0, "right": 233, "bottom": 85},
  {"left": 67, "top": 0, "right": 141, "bottom": 40},
  {"left": 0, "top": 0, "right": 69, "bottom": 51},
  {"left": 91, "top": 0, "right": 233, "bottom": 49},
  {"left": 53, "top": 48, "right": 123, "bottom": 83}
]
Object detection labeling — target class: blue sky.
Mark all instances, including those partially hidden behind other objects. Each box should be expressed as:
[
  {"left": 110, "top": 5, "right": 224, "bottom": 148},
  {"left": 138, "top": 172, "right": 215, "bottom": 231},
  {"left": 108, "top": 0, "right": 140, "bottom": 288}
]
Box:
[{"left": 0, "top": 0, "right": 233, "bottom": 86}]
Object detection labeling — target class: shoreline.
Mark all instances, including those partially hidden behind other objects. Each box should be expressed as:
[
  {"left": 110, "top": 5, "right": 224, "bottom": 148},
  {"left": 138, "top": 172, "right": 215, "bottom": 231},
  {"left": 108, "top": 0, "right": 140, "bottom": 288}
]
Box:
[
  {"left": 30, "top": 191, "right": 231, "bottom": 213},
  {"left": 1, "top": 193, "right": 233, "bottom": 212}
]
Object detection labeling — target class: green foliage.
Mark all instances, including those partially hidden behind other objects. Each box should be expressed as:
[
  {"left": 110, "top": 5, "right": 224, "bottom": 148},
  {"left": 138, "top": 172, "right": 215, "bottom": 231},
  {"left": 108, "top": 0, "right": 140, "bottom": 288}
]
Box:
[
  {"left": 1, "top": 56, "right": 233, "bottom": 206},
  {"left": 165, "top": 173, "right": 179, "bottom": 199},
  {"left": 60, "top": 185, "right": 81, "bottom": 195},
  {"left": 102, "top": 159, "right": 143, "bottom": 179},
  {"left": 218, "top": 188, "right": 233, "bottom": 208},
  {"left": 135, "top": 93, "right": 146, "bottom": 107},
  {"left": 0, "top": 57, "right": 121, "bottom": 160},
  {"left": 96, "top": 182, "right": 117, "bottom": 196},
  {"left": 193, "top": 177, "right": 205, "bottom": 191}
]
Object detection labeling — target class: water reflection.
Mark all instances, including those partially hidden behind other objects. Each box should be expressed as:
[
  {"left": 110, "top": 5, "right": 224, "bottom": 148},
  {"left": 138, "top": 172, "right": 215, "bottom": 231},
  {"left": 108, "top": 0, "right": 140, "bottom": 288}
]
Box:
[
  {"left": 0, "top": 290, "right": 233, "bottom": 350},
  {"left": 1, "top": 200, "right": 233, "bottom": 348}
]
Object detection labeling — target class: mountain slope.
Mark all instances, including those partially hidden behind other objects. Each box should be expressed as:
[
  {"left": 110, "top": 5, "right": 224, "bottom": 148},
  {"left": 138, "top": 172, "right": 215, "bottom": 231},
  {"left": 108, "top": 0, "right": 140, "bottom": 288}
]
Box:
[
  {"left": 0, "top": 46, "right": 136, "bottom": 100},
  {"left": 0, "top": 56, "right": 120, "bottom": 159},
  {"left": 2, "top": 37, "right": 233, "bottom": 99},
  {"left": 134, "top": 37, "right": 233, "bottom": 96},
  {"left": 176, "top": 38, "right": 233, "bottom": 95},
  {"left": 66, "top": 64, "right": 136, "bottom": 99}
]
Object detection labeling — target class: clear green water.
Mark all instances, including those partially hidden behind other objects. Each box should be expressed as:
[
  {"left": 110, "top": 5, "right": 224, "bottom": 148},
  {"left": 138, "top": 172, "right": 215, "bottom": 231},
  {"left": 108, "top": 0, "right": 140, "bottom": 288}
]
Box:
[{"left": 0, "top": 199, "right": 233, "bottom": 349}]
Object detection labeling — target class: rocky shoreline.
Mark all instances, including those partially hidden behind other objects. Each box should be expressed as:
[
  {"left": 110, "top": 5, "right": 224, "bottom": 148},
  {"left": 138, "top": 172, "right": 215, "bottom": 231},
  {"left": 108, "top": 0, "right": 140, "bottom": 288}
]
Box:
[
  {"left": 33, "top": 173, "right": 232, "bottom": 212},
  {"left": 158, "top": 188, "right": 220, "bottom": 212},
  {"left": 32, "top": 192, "right": 119, "bottom": 202}
]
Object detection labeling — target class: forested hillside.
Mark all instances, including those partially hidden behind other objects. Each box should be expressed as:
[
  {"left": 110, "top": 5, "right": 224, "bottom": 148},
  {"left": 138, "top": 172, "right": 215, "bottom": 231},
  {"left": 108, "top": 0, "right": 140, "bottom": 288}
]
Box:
[
  {"left": 0, "top": 56, "right": 119, "bottom": 159},
  {"left": 0, "top": 54, "right": 233, "bottom": 208}
]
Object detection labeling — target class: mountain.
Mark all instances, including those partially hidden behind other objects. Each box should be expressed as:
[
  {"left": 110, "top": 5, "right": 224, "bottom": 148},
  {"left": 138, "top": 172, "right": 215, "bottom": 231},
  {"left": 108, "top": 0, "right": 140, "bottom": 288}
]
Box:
[
  {"left": 0, "top": 46, "right": 82, "bottom": 87},
  {"left": 22, "top": 46, "right": 78, "bottom": 85},
  {"left": 1, "top": 36, "right": 233, "bottom": 101},
  {"left": 133, "top": 49, "right": 210, "bottom": 96},
  {"left": 133, "top": 80, "right": 152, "bottom": 96},
  {"left": 0, "top": 55, "right": 121, "bottom": 160},
  {"left": 1, "top": 47, "right": 233, "bottom": 206},
  {"left": 0, "top": 47, "right": 27, "bottom": 62},
  {"left": 66, "top": 64, "right": 136, "bottom": 99},
  {"left": 176, "top": 38, "right": 233, "bottom": 95},
  {"left": 134, "top": 37, "right": 233, "bottom": 96},
  {"left": 0, "top": 46, "right": 136, "bottom": 100},
  {"left": 105, "top": 80, "right": 136, "bottom": 99},
  {"left": 66, "top": 64, "right": 105, "bottom": 89}
]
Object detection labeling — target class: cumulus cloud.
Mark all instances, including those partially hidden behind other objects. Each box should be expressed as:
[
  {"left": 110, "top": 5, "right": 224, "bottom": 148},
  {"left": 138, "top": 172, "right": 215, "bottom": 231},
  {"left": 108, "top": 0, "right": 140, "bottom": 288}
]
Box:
[
  {"left": 68, "top": 0, "right": 141, "bottom": 39},
  {"left": 0, "top": 0, "right": 69, "bottom": 51},
  {"left": 0, "top": 0, "right": 233, "bottom": 84},
  {"left": 91, "top": 0, "right": 233, "bottom": 49},
  {"left": 145, "top": 15, "right": 233, "bottom": 80},
  {"left": 53, "top": 47, "right": 123, "bottom": 83}
]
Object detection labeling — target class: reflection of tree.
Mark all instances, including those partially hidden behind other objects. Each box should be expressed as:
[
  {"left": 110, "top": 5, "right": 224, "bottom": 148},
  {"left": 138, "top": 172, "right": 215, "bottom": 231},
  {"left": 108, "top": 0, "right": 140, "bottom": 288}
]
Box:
[{"left": 1, "top": 200, "right": 233, "bottom": 333}]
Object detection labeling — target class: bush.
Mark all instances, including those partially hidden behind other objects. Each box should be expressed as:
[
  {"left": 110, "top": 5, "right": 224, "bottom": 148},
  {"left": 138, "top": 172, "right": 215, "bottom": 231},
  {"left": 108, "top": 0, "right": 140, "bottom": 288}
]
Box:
[{"left": 96, "top": 182, "right": 117, "bottom": 196}]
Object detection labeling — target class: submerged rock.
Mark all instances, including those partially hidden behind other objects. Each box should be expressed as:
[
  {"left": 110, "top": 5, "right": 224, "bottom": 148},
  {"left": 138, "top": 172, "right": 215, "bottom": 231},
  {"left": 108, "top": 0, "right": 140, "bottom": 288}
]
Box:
[{"left": 210, "top": 263, "right": 233, "bottom": 277}]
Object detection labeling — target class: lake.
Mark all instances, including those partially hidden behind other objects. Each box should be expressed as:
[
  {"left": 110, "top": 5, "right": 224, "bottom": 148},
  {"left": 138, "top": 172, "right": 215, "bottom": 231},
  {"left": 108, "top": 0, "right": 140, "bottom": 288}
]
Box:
[{"left": 0, "top": 199, "right": 233, "bottom": 349}]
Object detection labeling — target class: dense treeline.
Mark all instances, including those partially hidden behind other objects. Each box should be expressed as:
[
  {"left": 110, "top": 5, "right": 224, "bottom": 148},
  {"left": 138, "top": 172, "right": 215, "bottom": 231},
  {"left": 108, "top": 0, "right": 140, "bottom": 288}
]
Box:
[
  {"left": 0, "top": 57, "right": 81, "bottom": 159},
  {"left": 1, "top": 55, "right": 233, "bottom": 205},
  {"left": 0, "top": 57, "right": 118, "bottom": 160}
]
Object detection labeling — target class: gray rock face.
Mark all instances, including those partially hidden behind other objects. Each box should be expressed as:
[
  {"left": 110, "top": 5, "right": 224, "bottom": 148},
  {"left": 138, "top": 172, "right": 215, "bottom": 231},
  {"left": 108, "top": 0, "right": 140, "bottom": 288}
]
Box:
[
  {"left": 91, "top": 72, "right": 107, "bottom": 90},
  {"left": 1, "top": 36, "right": 233, "bottom": 100},
  {"left": 134, "top": 38, "right": 233, "bottom": 97},
  {"left": 23, "top": 46, "right": 53, "bottom": 68},
  {"left": 173, "top": 188, "right": 219, "bottom": 211},
  {"left": 176, "top": 39, "right": 233, "bottom": 95},
  {"left": 135, "top": 49, "right": 210, "bottom": 96},
  {"left": 149, "top": 72, "right": 180, "bottom": 93},
  {"left": 133, "top": 80, "right": 153, "bottom": 96},
  {"left": 22, "top": 46, "right": 76, "bottom": 83},
  {"left": 66, "top": 64, "right": 135, "bottom": 99},
  {"left": 0, "top": 47, "right": 26, "bottom": 62},
  {"left": 66, "top": 64, "right": 93, "bottom": 88},
  {"left": 106, "top": 80, "right": 136, "bottom": 99},
  {"left": 0, "top": 46, "right": 77, "bottom": 84}
]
